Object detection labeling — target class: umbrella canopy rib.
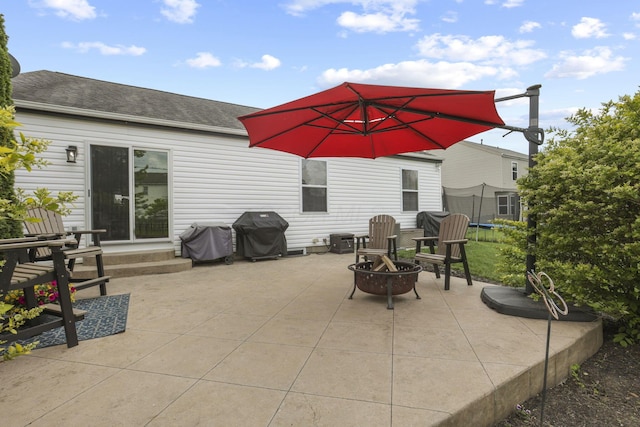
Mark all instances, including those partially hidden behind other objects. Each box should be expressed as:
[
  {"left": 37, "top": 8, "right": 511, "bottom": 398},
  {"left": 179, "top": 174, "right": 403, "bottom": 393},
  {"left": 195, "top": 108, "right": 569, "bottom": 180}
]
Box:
[{"left": 368, "top": 102, "right": 504, "bottom": 128}]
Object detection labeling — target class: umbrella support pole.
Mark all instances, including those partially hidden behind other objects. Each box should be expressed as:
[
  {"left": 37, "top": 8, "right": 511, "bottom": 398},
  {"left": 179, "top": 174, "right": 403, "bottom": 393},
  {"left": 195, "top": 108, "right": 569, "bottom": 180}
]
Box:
[{"left": 496, "top": 84, "right": 544, "bottom": 294}]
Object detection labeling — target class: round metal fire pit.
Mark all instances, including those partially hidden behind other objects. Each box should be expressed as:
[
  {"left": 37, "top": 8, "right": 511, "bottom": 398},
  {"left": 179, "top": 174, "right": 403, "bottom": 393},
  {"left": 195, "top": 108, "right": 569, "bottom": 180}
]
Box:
[{"left": 348, "top": 261, "right": 422, "bottom": 309}]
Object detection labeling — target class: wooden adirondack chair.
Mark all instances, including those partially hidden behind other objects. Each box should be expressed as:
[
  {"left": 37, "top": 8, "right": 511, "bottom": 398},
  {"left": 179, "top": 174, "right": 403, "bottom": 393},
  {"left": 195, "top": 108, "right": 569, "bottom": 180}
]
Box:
[
  {"left": 355, "top": 214, "right": 398, "bottom": 263},
  {"left": 413, "top": 213, "right": 472, "bottom": 290},
  {"left": 24, "top": 207, "right": 110, "bottom": 295},
  {"left": 0, "top": 237, "right": 85, "bottom": 348}
]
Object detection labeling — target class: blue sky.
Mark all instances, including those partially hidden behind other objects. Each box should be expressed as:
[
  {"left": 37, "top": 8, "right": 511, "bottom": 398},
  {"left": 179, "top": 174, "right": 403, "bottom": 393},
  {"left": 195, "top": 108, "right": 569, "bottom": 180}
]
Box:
[{"left": 3, "top": 0, "right": 639, "bottom": 153}]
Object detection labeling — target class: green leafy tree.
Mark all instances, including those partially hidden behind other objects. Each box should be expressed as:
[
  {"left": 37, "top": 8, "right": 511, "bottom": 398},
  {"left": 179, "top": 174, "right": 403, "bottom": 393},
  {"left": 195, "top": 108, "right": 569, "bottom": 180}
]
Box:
[
  {"left": 519, "top": 90, "right": 640, "bottom": 346},
  {"left": 0, "top": 14, "right": 21, "bottom": 238}
]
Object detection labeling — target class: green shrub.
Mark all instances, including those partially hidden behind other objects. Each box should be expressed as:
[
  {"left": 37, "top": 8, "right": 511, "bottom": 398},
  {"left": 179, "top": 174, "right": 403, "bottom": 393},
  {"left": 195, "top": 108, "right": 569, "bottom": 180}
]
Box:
[
  {"left": 519, "top": 90, "right": 640, "bottom": 345},
  {"left": 493, "top": 219, "right": 528, "bottom": 287}
]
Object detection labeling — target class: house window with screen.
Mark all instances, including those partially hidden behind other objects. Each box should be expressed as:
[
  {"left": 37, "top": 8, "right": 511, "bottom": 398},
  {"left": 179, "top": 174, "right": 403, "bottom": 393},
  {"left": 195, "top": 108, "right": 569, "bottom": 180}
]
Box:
[
  {"left": 301, "top": 159, "right": 327, "bottom": 212},
  {"left": 497, "top": 193, "right": 520, "bottom": 219},
  {"left": 402, "top": 169, "right": 419, "bottom": 211},
  {"left": 511, "top": 161, "right": 518, "bottom": 180},
  {"left": 498, "top": 195, "right": 509, "bottom": 215}
]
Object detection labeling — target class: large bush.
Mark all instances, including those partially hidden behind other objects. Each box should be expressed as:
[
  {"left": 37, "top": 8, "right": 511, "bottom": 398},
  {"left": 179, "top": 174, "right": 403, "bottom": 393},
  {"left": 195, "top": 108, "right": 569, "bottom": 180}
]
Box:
[{"left": 519, "top": 90, "right": 640, "bottom": 345}]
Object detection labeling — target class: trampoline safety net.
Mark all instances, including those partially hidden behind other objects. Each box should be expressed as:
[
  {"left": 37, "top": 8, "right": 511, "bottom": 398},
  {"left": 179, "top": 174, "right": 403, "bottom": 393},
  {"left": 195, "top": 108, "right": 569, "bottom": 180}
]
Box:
[{"left": 442, "top": 183, "right": 521, "bottom": 224}]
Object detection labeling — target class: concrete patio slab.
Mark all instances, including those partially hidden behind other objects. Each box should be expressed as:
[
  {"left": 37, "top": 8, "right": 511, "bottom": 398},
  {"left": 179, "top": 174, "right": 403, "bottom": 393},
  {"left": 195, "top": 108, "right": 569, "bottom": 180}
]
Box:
[{"left": 0, "top": 252, "right": 602, "bottom": 427}]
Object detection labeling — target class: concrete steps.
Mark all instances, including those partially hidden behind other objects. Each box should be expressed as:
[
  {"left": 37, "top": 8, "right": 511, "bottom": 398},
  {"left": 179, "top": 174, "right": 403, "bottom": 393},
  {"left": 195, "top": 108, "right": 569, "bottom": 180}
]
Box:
[{"left": 73, "top": 249, "right": 192, "bottom": 279}]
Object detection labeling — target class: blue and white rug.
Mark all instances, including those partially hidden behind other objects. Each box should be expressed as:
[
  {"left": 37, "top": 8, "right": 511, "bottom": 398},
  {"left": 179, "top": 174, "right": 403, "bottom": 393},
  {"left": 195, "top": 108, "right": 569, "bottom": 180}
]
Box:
[{"left": 20, "top": 293, "right": 130, "bottom": 349}]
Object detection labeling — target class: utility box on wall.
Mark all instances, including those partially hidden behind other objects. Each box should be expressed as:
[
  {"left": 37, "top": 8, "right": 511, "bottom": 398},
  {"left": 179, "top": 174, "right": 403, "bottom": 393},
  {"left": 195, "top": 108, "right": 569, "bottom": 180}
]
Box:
[{"left": 329, "top": 233, "right": 354, "bottom": 254}]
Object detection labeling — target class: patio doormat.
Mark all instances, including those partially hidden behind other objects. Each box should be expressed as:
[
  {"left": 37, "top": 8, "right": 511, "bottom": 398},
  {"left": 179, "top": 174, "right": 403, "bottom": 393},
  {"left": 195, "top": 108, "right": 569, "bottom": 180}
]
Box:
[{"left": 19, "top": 293, "right": 130, "bottom": 349}]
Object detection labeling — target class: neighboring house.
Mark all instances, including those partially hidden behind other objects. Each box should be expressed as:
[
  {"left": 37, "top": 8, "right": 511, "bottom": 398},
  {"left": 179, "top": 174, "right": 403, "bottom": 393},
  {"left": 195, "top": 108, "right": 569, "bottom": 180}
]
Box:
[
  {"left": 11, "top": 71, "right": 443, "bottom": 255},
  {"left": 430, "top": 140, "right": 529, "bottom": 222}
]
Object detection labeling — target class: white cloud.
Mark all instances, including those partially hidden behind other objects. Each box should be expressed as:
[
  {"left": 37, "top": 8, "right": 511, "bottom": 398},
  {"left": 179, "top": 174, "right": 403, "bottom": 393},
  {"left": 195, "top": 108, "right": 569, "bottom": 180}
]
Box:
[
  {"left": 492, "top": 105, "right": 580, "bottom": 136},
  {"left": 484, "top": 0, "right": 523, "bottom": 8},
  {"left": 502, "top": 0, "right": 524, "bottom": 8},
  {"left": 283, "top": 0, "right": 418, "bottom": 15},
  {"left": 545, "top": 46, "right": 627, "bottom": 79},
  {"left": 317, "top": 59, "right": 500, "bottom": 89},
  {"left": 282, "top": 0, "right": 331, "bottom": 16},
  {"left": 186, "top": 52, "right": 221, "bottom": 68},
  {"left": 415, "top": 34, "right": 546, "bottom": 67},
  {"left": 572, "top": 17, "right": 609, "bottom": 39},
  {"left": 36, "top": 0, "right": 97, "bottom": 20},
  {"left": 234, "top": 55, "right": 282, "bottom": 70},
  {"left": 540, "top": 107, "right": 580, "bottom": 123},
  {"left": 441, "top": 11, "right": 458, "bottom": 24},
  {"left": 250, "top": 55, "right": 282, "bottom": 71},
  {"left": 61, "top": 41, "right": 146, "bottom": 56},
  {"left": 283, "top": 0, "right": 420, "bottom": 33},
  {"left": 519, "top": 21, "right": 541, "bottom": 33},
  {"left": 337, "top": 11, "right": 419, "bottom": 32},
  {"left": 622, "top": 33, "right": 636, "bottom": 40},
  {"left": 161, "top": 0, "right": 200, "bottom": 24},
  {"left": 632, "top": 12, "right": 640, "bottom": 27},
  {"left": 493, "top": 88, "right": 530, "bottom": 107}
]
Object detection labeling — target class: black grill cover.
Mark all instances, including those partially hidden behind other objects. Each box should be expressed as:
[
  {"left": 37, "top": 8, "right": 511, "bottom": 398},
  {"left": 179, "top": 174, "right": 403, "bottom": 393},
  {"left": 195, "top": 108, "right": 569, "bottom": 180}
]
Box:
[
  {"left": 416, "top": 211, "right": 450, "bottom": 237},
  {"left": 232, "top": 211, "right": 288, "bottom": 260},
  {"left": 180, "top": 222, "right": 233, "bottom": 262}
]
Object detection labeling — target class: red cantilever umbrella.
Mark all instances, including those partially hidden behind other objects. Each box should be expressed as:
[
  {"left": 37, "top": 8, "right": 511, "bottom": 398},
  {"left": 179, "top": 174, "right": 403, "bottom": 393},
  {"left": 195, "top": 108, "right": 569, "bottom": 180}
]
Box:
[{"left": 238, "top": 82, "right": 505, "bottom": 159}]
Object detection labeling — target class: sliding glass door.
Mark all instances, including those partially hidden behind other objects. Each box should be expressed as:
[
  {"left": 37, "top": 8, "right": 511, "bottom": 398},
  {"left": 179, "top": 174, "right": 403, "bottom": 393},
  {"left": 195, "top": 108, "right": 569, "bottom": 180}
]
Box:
[{"left": 90, "top": 145, "right": 169, "bottom": 242}]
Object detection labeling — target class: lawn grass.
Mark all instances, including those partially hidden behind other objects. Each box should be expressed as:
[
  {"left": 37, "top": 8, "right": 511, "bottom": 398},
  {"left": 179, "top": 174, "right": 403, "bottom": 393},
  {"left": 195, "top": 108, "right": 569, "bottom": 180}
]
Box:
[
  {"left": 398, "top": 239, "right": 503, "bottom": 283},
  {"left": 465, "top": 226, "right": 506, "bottom": 243},
  {"left": 464, "top": 240, "right": 502, "bottom": 281}
]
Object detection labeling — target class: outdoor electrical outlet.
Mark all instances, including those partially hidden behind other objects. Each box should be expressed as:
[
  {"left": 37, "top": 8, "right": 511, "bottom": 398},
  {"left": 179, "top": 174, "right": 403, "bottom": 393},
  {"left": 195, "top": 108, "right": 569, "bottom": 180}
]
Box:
[{"left": 312, "top": 238, "right": 319, "bottom": 244}]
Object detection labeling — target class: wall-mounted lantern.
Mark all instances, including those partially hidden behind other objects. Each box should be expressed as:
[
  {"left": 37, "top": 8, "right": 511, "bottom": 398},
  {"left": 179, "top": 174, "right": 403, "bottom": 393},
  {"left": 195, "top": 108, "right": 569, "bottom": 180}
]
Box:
[{"left": 66, "top": 145, "right": 78, "bottom": 163}]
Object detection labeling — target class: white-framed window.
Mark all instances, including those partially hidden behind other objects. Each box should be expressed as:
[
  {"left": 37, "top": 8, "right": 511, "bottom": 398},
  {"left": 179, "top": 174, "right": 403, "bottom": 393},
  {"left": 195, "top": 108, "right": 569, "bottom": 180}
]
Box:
[
  {"left": 497, "top": 195, "right": 509, "bottom": 215},
  {"left": 301, "top": 159, "right": 327, "bottom": 212},
  {"left": 402, "top": 169, "right": 419, "bottom": 212},
  {"left": 497, "top": 193, "right": 520, "bottom": 219},
  {"left": 511, "top": 161, "right": 518, "bottom": 180}
]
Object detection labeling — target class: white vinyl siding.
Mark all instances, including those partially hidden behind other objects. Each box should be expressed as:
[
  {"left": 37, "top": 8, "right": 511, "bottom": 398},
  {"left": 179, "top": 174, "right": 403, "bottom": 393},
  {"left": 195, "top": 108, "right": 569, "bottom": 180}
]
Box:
[
  {"left": 432, "top": 140, "right": 528, "bottom": 190},
  {"left": 14, "top": 110, "right": 442, "bottom": 254}
]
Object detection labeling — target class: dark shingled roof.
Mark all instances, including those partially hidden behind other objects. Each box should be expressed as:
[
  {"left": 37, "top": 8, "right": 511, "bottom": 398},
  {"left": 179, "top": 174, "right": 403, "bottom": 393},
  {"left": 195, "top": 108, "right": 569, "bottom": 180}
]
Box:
[{"left": 11, "top": 70, "right": 261, "bottom": 131}]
